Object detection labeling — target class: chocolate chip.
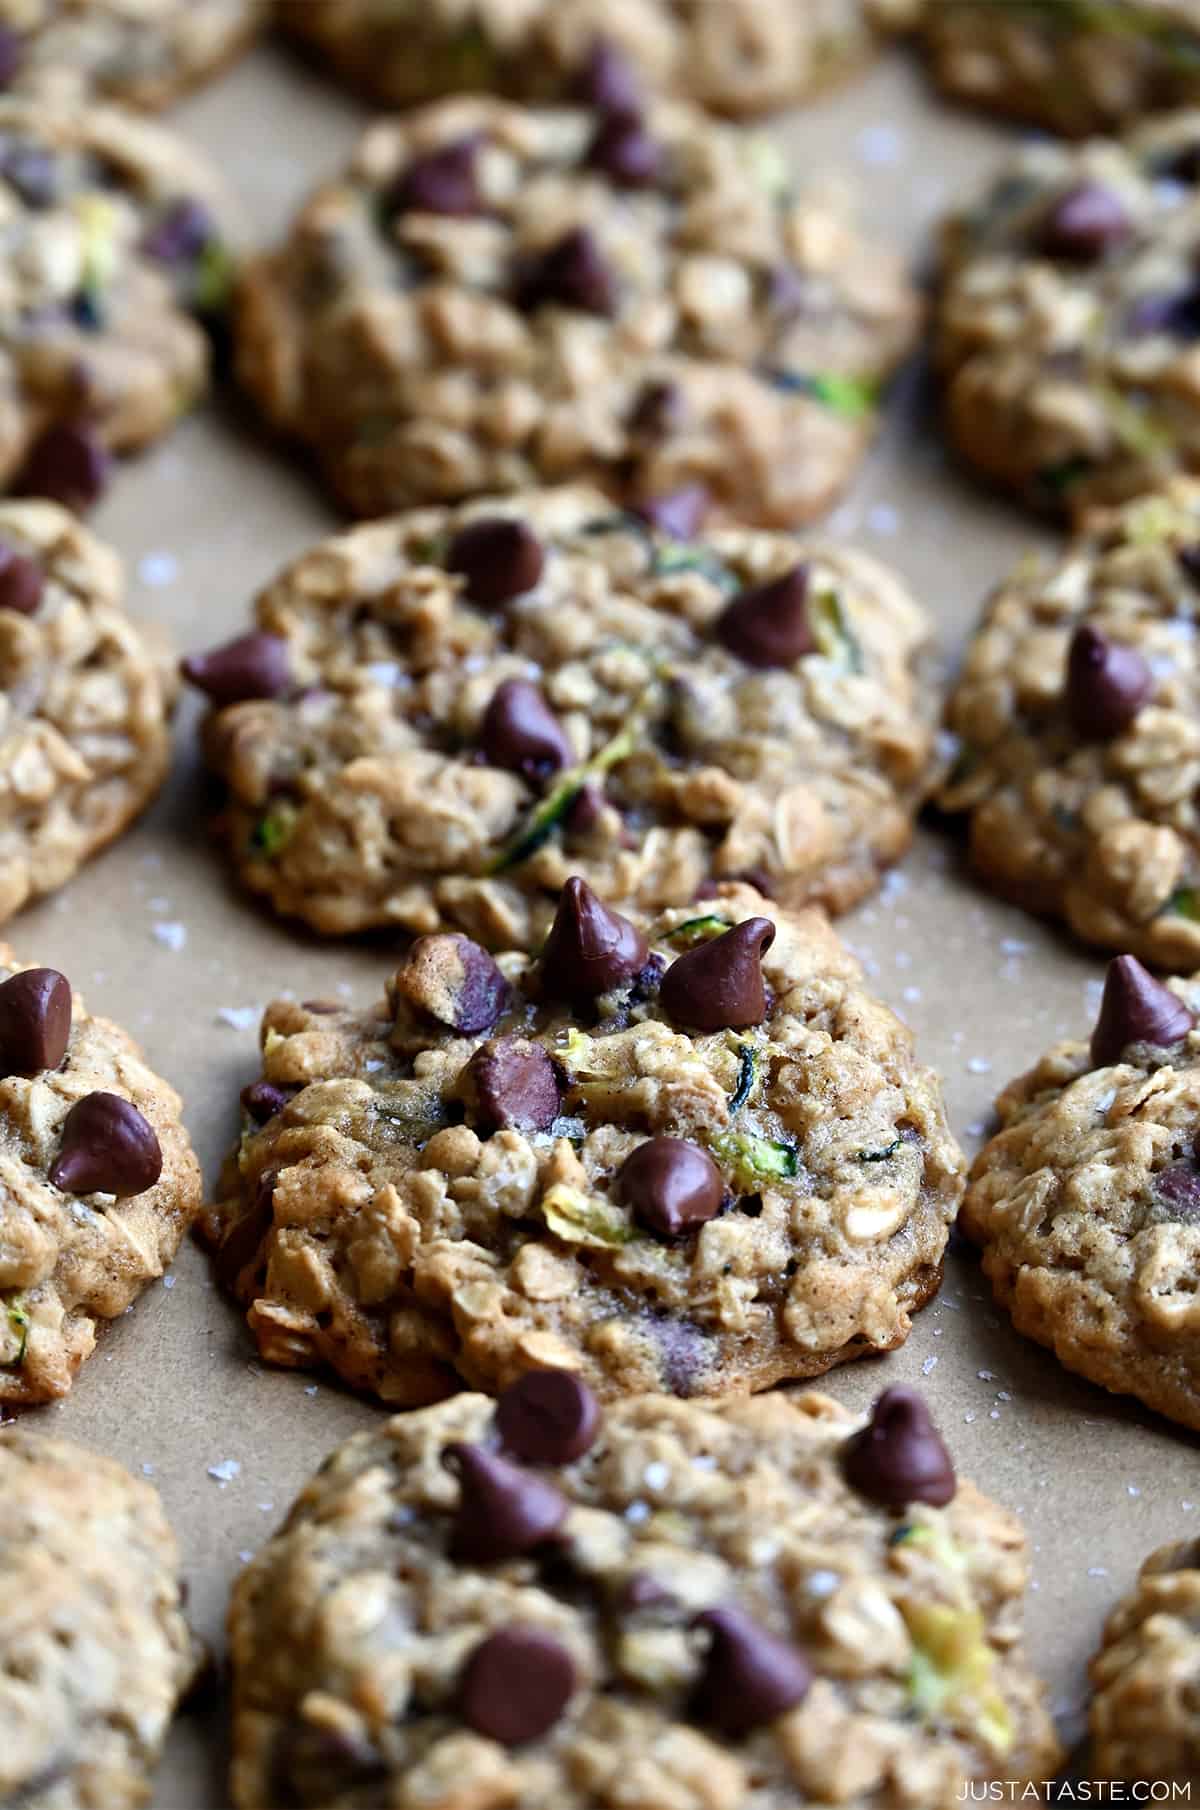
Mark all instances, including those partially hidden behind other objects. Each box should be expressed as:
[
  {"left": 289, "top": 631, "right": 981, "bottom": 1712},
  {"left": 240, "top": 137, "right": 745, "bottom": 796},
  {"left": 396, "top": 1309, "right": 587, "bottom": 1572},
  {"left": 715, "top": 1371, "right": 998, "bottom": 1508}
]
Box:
[
  {"left": 142, "top": 198, "right": 213, "bottom": 265},
  {"left": 481, "top": 680, "right": 572, "bottom": 783},
  {"left": 566, "top": 783, "right": 604, "bottom": 833},
  {"left": 0, "top": 29, "right": 23, "bottom": 88},
  {"left": 0, "top": 544, "right": 43, "bottom": 616},
  {"left": 240, "top": 1080, "right": 298, "bottom": 1124},
  {"left": 622, "top": 1573, "right": 675, "bottom": 1611},
  {"left": 617, "top": 1137, "right": 723, "bottom": 1238},
  {"left": 1090, "top": 955, "right": 1196, "bottom": 1068},
  {"left": 574, "top": 37, "right": 643, "bottom": 115},
  {"left": 496, "top": 1370, "right": 601, "bottom": 1465},
  {"left": 1154, "top": 1159, "right": 1200, "bottom": 1222},
  {"left": 16, "top": 423, "right": 109, "bottom": 512},
  {"left": 395, "top": 934, "right": 509, "bottom": 1035},
  {"left": 1180, "top": 544, "right": 1200, "bottom": 587},
  {"left": 445, "top": 1442, "right": 568, "bottom": 1560},
  {"left": 1037, "top": 183, "right": 1132, "bottom": 261},
  {"left": 629, "top": 380, "right": 685, "bottom": 440},
  {"left": 692, "top": 1607, "right": 813, "bottom": 1736},
  {"left": 652, "top": 1316, "right": 713, "bottom": 1396},
  {"left": 539, "top": 878, "right": 649, "bottom": 1001},
  {"left": 1, "top": 142, "right": 56, "bottom": 209},
  {"left": 517, "top": 227, "right": 617, "bottom": 317},
  {"left": 447, "top": 516, "right": 546, "bottom": 608},
  {"left": 631, "top": 483, "right": 709, "bottom": 540},
  {"left": 1162, "top": 141, "right": 1200, "bottom": 184},
  {"left": 215, "top": 1170, "right": 276, "bottom": 1293},
  {"left": 768, "top": 261, "right": 808, "bottom": 316},
  {"left": 458, "top": 1627, "right": 576, "bottom": 1746},
  {"left": 181, "top": 631, "right": 290, "bottom": 706},
  {"left": 0, "top": 968, "right": 71, "bottom": 1078},
  {"left": 466, "top": 1037, "right": 561, "bottom": 1133},
  {"left": 715, "top": 565, "right": 813, "bottom": 668},
  {"left": 841, "top": 1386, "right": 956, "bottom": 1508},
  {"left": 659, "top": 917, "right": 775, "bottom": 1031},
  {"left": 1066, "top": 625, "right": 1153, "bottom": 740},
  {"left": 391, "top": 137, "right": 481, "bottom": 218},
  {"left": 49, "top": 1092, "right": 163, "bottom": 1198},
  {"left": 1127, "top": 285, "right": 1200, "bottom": 339},
  {"left": 587, "top": 113, "right": 662, "bottom": 188}
]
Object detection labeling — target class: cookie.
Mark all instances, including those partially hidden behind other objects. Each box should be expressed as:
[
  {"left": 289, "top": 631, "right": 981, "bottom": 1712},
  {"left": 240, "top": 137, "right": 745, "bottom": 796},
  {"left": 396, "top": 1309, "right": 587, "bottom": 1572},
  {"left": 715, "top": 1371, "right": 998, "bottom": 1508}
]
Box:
[
  {"left": 235, "top": 95, "right": 920, "bottom": 523},
  {"left": 0, "top": 500, "right": 176, "bottom": 920},
  {"left": 962, "top": 951, "right": 1200, "bottom": 1429},
  {"left": 276, "top": 0, "right": 882, "bottom": 118},
  {"left": 0, "top": 0, "right": 265, "bottom": 111},
  {"left": 0, "top": 1429, "right": 200, "bottom": 1810},
  {"left": 1090, "top": 1537, "right": 1200, "bottom": 1785},
  {"left": 183, "top": 487, "right": 940, "bottom": 944},
  {"left": 228, "top": 1381, "right": 1060, "bottom": 1810},
  {"left": 939, "top": 480, "right": 1200, "bottom": 969},
  {"left": 201, "top": 881, "right": 964, "bottom": 1406},
  {"left": 935, "top": 110, "right": 1200, "bottom": 517},
  {"left": 0, "top": 948, "right": 202, "bottom": 1402},
  {"left": 0, "top": 96, "right": 236, "bottom": 501}
]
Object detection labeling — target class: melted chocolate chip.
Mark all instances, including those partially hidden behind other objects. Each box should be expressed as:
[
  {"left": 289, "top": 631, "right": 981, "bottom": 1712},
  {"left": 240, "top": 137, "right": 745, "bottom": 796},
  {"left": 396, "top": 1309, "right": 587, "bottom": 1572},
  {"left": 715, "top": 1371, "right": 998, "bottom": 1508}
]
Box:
[
  {"left": 587, "top": 113, "right": 662, "bottom": 188},
  {"left": 574, "top": 37, "right": 643, "bottom": 115},
  {"left": 240, "top": 1080, "right": 298, "bottom": 1125},
  {"left": 391, "top": 137, "right": 481, "bottom": 218},
  {"left": 467, "top": 1037, "right": 561, "bottom": 1133},
  {"left": 565, "top": 783, "right": 604, "bottom": 833},
  {"left": 841, "top": 1386, "right": 956, "bottom": 1508},
  {"left": 659, "top": 917, "right": 775, "bottom": 1031},
  {"left": 49, "top": 1092, "right": 163, "bottom": 1198},
  {"left": 395, "top": 934, "right": 509, "bottom": 1035},
  {"left": 715, "top": 565, "right": 813, "bottom": 668},
  {"left": 1, "top": 141, "right": 56, "bottom": 209},
  {"left": 1066, "top": 625, "right": 1153, "bottom": 740},
  {"left": 622, "top": 1572, "right": 676, "bottom": 1611},
  {"left": 481, "top": 680, "right": 573, "bottom": 783},
  {"left": 214, "top": 1171, "right": 276, "bottom": 1294},
  {"left": 445, "top": 1443, "right": 568, "bottom": 1560},
  {"left": 692, "top": 1607, "right": 813, "bottom": 1736},
  {"left": 0, "top": 968, "right": 71, "bottom": 1078},
  {"left": 181, "top": 631, "right": 290, "bottom": 706},
  {"left": 142, "top": 198, "right": 213, "bottom": 265},
  {"left": 629, "top": 380, "right": 686, "bottom": 441},
  {"left": 1038, "top": 182, "right": 1132, "bottom": 261},
  {"left": 1127, "top": 285, "right": 1200, "bottom": 340},
  {"left": 517, "top": 227, "right": 617, "bottom": 317},
  {"left": 458, "top": 1627, "right": 576, "bottom": 1745},
  {"left": 0, "top": 543, "right": 43, "bottom": 615},
  {"left": 496, "top": 1370, "right": 601, "bottom": 1465},
  {"left": 1154, "top": 1159, "right": 1200, "bottom": 1222},
  {"left": 446, "top": 516, "right": 546, "bottom": 608},
  {"left": 16, "top": 422, "right": 109, "bottom": 512},
  {"left": 1090, "top": 955, "right": 1196, "bottom": 1068},
  {"left": 540, "top": 878, "right": 649, "bottom": 1000},
  {"left": 617, "top": 1137, "right": 723, "bottom": 1238},
  {"left": 631, "top": 483, "right": 709, "bottom": 540}
]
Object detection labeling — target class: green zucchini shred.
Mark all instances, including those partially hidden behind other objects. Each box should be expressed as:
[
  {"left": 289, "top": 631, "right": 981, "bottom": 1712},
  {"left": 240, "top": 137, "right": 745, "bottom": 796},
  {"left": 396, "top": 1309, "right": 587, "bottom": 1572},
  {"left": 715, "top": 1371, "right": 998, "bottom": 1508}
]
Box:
[
  {"left": 858, "top": 1135, "right": 903, "bottom": 1164},
  {"left": 2, "top": 1296, "right": 28, "bottom": 1370},
  {"left": 1163, "top": 886, "right": 1200, "bottom": 921},
  {"left": 489, "top": 719, "right": 641, "bottom": 875},
  {"left": 764, "top": 369, "right": 878, "bottom": 420},
  {"left": 250, "top": 804, "right": 297, "bottom": 859},
  {"left": 728, "top": 1044, "right": 758, "bottom": 1116},
  {"left": 665, "top": 914, "right": 730, "bottom": 949},
  {"left": 809, "top": 587, "right": 864, "bottom": 673},
  {"left": 709, "top": 1129, "right": 798, "bottom": 1190}
]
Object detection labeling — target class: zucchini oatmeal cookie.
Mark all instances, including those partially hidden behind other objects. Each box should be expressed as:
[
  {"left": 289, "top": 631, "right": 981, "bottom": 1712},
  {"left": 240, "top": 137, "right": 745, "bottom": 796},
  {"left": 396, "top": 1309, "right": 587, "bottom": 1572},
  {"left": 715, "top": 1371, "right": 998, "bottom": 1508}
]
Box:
[
  {"left": 939, "top": 481, "right": 1200, "bottom": 969},
  {"left": 200, "top": 881, "right": 965, "bottom": 1407},
  {"left": 274, "top": 0, "right": 883, "bottom": 118},
  {"left": 235, "top": 94, "right": 920, "bottom": 523},
  {"left": 1089, "top": 1536, "right": 1200, "bottom": 1785},
  {"left": 183, "top": 488, "right": 939, "bottom": 945},
  {"left": 962, "top": 951, "right": 1200, "bottom": 1429},
  {"left": 227, "top": 1379, "right": 1060, "bottom": 1810},
  {"left": 0, "top": 96, "right": 236, "bottom": 506},
  {"left": 0, "top": 0, "right": 266, "bottom": 111},
  {"left": 935, "top": 109, "right": 1200, "bottom": 518},
  {"left": 0, "top": 1430, "right": 201, "bottom": 1809}
]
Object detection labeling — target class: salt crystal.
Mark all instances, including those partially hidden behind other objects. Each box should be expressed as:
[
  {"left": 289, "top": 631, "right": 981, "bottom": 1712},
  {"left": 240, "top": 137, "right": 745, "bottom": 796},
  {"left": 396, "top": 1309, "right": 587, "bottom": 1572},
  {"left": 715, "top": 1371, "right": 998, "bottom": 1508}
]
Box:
[
  {"left": 153, "top": 922, "right": 187, "bottom": 952},
  {"left": 208, "top": 1459, "right": 241, "bottom": 1485}
]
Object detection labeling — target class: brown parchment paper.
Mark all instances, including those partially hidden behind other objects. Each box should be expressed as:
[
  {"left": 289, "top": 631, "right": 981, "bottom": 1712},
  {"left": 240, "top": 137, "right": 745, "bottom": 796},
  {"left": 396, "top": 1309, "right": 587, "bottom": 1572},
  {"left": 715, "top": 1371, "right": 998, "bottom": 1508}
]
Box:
[{"left": 3, "top": 37, "right": 1195, "bottom": 1808}]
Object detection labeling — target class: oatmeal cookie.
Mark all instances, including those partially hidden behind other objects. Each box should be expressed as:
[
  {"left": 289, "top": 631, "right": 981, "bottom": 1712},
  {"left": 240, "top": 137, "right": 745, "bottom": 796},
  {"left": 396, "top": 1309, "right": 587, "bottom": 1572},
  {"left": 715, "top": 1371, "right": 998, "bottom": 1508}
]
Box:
[
  {"left": 235, "top": 94, "right": 920, "bottom": 523},
  {"left": 228, "top": 1380, "right": 1060, "bottom": 1810},
  {"left": 184, "top": 488, "right": 939, "bottom": 944},
  {"left": 935, "top": 110, "right": 1200, "bottom": 517},
  {"left": 0, "top": 500, "right": 176, "bottom": 920},
  {"left": 0, "top": 1, "right": 265, "bottom": 111},
  {"left": 939, "top": 481, "right": 1200, "bottom": 968},
  {"left": 275, "top": 0, "right": 883, "bottom": 118},
  {"left": 0, "top": 96, "right": 236, "bottom": 504},
  {"left": 962, "top": 951, "right": 1200, "bottom": 1429},
  {"left": 0, "top": 1429, "right": 200, "bottom": 1809},
  {"left": 1090, "top": 1537, "right": 1200, "bottom": 1785},
  {"left": 200, "top": 881, "right": 965, "bottom": 1406},
  {"left": 0, "top": 949, "right": 202, "bottom": 1402}
]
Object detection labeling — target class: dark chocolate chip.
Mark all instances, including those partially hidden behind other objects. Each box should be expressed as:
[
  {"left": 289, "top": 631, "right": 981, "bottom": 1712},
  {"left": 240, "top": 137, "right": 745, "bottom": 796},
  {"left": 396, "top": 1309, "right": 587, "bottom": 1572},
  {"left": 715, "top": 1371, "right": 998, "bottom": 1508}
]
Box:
[
  {"left": 16, "top": 422, "right": 109, "bottom": 512},
  {"left": 659, "top": 917, "right": 775, "bottom": 1030},
  {"left": 458, "top": 1627, "right": 576, "bottom": 1746},
  {"left": 446, "top": 516, "right": 546, "bottom": 608},
  {"left": 631, "top": 483, "right": 709, "bottom": 540},
  {"left": 391, "top": 137, "right": 481, "bottom": 218},
  {"left": 565, "top": 782, "right": 604, "bottom": 833},
  {"left": 0, "top": 968, "right": 71, "bottom": 1078},
  {"left": 49, "top": 1091, "right": 163, "bottom": 1198},
  {"left": 540, "top": 878, "right": 649, "bottom": 1000},
  {"left": 517, "top": 227, "right": 617, "bottom": 317},
  {"left": 574, "top": 37, "right": 643, "bottom": 115},
  {"left": 692, "top": 1607, "right": 813, "bottom": 1736},
  {"left": 587, "top": 113, "right": 662, "bottom": 188},
  {"left": 0, "top": 29, "right": 23, "bottom": 88},
  {"left": 481, "top": 679, "right": 573, "bottom": 783},
  {"left": 622, "top": 1572, "right": 676, "bottom": 1610},
  {"left": 1154, "top": 1159, "right": 1200, "bottom": 1222},
  {"left": 628, "top": 380, "right": 685, "bottom": 440},
  {"left": 445, "top": 1442, "right": 568, "bottom": 1560},
  {"left": 652, "top": 1316, "right": 713, "bottom": 1396},
  {"left": 1, "top": 142, "right": 57, "bottom": 209},
  {"left": 715, "top": 565, "right": 813, "bottom": 668},
  {"left": 496, "top": 1370, "right": 601, "bottom": 1465},
  {"left": 215, "top": 1170, "right": 277, "bottom": 1294},
  {"left": 240, "top": 1080, "right": 298, "bottom": 1124},
  {"left": 1126, "top": 285, "right": 1200, "bottom": 339},
  {"left": 0, "top": 544, "right": 43, "bottom": 616},
  {"left": 1090, "top": 955, "right": 1196, "bottom": 1068},
  {"left": 1162, "top": 140, "right": 1200, "bottom": 184},
  {"left": 841, "top": 1386, "right": 956, "bottom": 1508},
  {"left": 142, "top": 198, "right": 213, "bottom": 265},
  {"left": 617, "top": 1137, "right": 723, "bottom": 1238},
  {"left": 181, "top": 631, "right": 290, "bottom": 706},
  {"left": 1180, "top": 544, "right": 1200, "bottom": 587},
  {"left": 467, "top": 1037, "right": 561, "bottom": 1133},
  {"left": 767, "top": 261, "right": 808, "bottom": 316},
  {"left": 1037, "top": 182, "right": 1132, "bottom": 261},
  {"left": 1066, "top": 625, "right": 1153, "bottom": 740},
  {"left": 395, "top": 933, "right": 510, "bottom": 1035}
]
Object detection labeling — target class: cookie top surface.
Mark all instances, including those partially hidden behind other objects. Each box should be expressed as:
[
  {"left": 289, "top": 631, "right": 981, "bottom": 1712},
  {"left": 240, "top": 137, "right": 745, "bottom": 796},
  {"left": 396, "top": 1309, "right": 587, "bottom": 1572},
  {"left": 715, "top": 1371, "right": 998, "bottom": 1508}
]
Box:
[
  {"left": 962, "top": 952, "right": 1200, "bottom": 1430},
  {"left": 935, "top": 110, "right": 1200, "bottom": 517},
  {"left": 939, "top": 479, "right": 1200, "bottom": 968},
  {"left": 0, "top": 944, "right": 202, "bottom": 1402},
  {"left": 202, "top": 883, "right": 964, "bottom": 1406},
  {"left": 0, "top": 0, "right": 265, "bottom": 111},
  {"left": 277, "top": 0, "right": 881, "bottom": 118},
  {"left": 0, "top": 1428, "right": 199, "bottom": 1810},
  {"left": 0, "top": 499, "right": 176, "bottom": 921},
  {"left": 1090, "top": 1536, "right": 1200, "bottom": 1784},
  {"left": 235, "top": 95, "right": 919, "bottom": 522},
  {"left": 190, "top": 486, "right": 939, "bottom": 945},
  {"left": 228, "top": 1385, "right": 1060, "bottom": 1810}
]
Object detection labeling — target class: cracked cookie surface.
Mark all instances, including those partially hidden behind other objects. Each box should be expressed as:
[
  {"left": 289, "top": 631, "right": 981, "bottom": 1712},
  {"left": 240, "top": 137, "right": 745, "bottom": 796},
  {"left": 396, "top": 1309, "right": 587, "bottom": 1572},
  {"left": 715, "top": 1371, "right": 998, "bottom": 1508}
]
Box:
[
  {"left": 227, "top": 1386, "right": 1060, "bottom": 1810},
  {"left": 939, "top": 481, "right": 1200, "bottom": 968},
  {"left": 0, "top": 0, "right": 265, "bottom": 111},
  {"left": 0, "top": 1429, "right": 200, "bottom": 1810},
  {"left": 235, "top": 96, "right": 919, "bottom": 523},
  {"left": 1090, "top": 1536, "right": 1200, "bottom": 1784},
  {"left": 190, "top": 487, "right": 939, "bottom": 945},
  {"left": 201, "top": 883, "right": 964, "bottom": 1407}
]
